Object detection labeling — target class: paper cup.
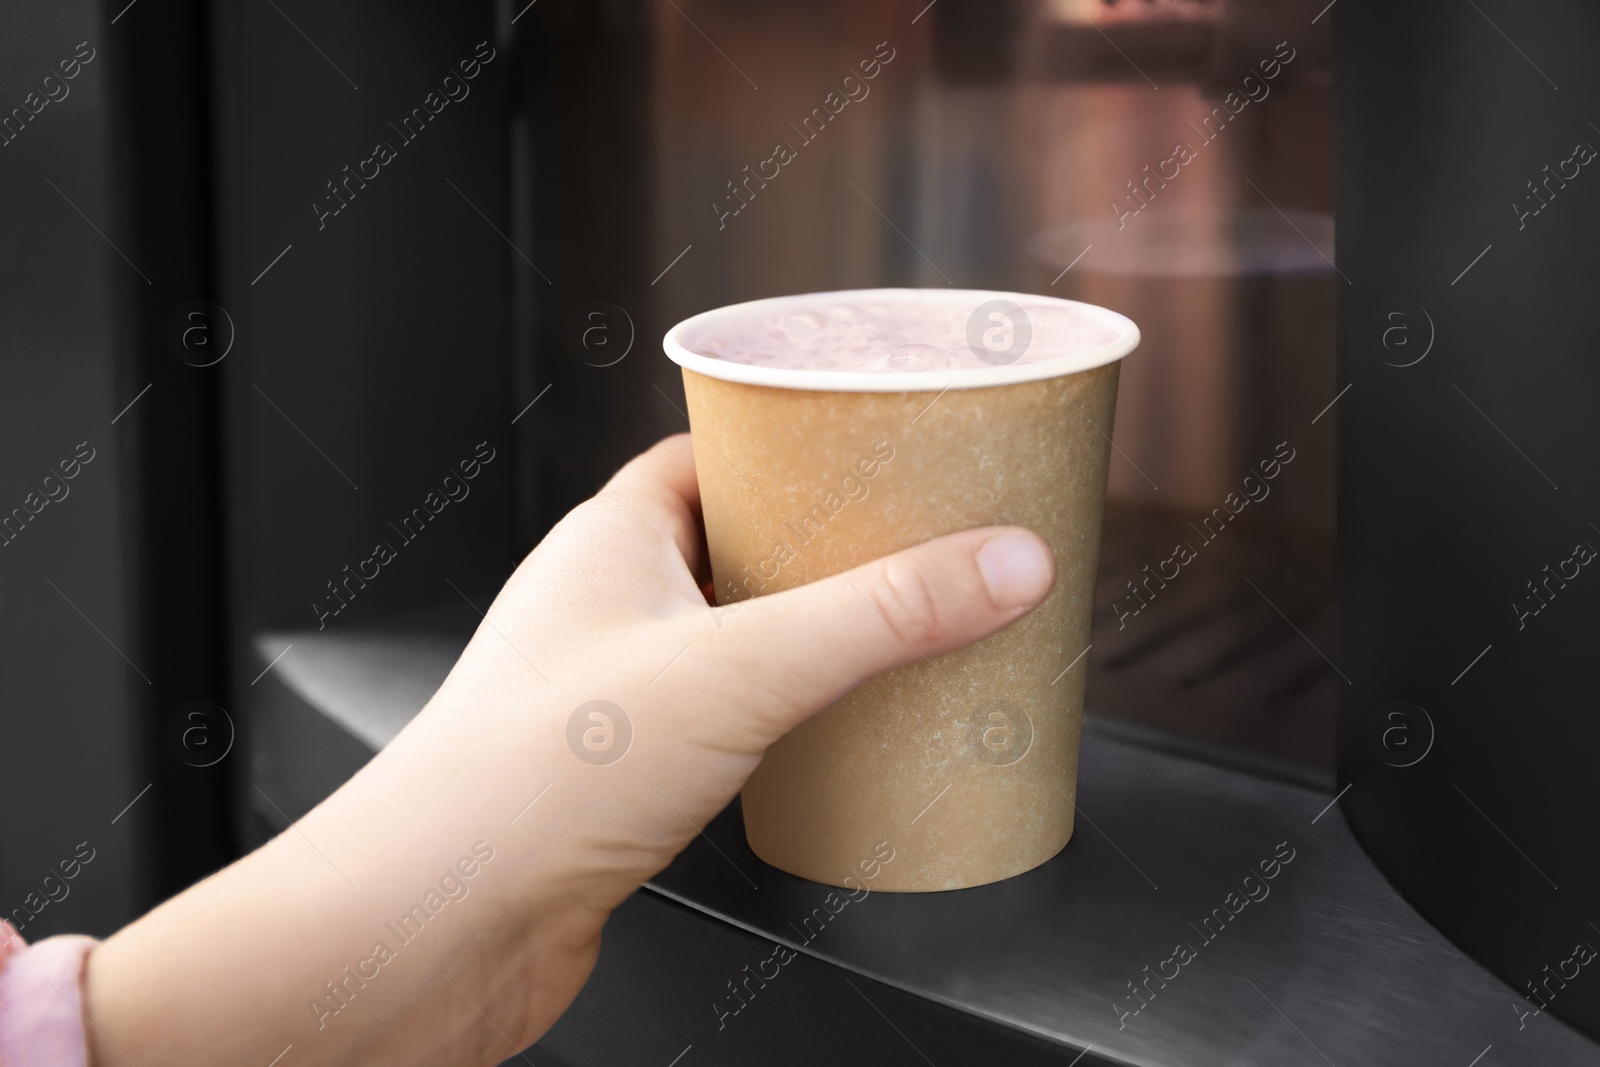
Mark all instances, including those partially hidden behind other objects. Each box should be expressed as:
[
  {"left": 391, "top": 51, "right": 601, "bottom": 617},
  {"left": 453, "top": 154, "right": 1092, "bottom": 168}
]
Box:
[{"left": 665, "top": 289, "right": 1137, "bottom": 891}]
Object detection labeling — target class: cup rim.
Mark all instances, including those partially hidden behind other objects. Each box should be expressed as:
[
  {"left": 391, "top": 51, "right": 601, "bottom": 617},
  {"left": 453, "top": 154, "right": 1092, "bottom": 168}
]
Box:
[{"left": 662, "top": 287, "right": 1139, "bottom": 393}]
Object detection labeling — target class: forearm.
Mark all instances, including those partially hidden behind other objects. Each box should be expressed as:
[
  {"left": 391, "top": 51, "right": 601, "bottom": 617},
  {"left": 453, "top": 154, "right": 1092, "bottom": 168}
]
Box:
[{"left": 81, "top": 704, "right": 607, "bottom": 1067}]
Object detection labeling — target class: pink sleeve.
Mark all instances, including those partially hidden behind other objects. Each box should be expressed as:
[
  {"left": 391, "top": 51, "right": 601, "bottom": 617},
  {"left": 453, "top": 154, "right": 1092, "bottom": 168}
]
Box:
[{"left": 0, "top": 920, "right": 97, "bottom": 1067}]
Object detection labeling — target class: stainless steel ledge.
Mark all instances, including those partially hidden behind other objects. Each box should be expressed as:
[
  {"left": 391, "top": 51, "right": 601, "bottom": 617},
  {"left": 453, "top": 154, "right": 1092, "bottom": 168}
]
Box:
[{"left": 243, "top": 615, "right": 1599, "bottom": 1067}]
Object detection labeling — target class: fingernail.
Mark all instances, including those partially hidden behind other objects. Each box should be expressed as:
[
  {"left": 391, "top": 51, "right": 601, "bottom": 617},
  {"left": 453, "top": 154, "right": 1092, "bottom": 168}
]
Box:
[{"left": 977, "top": 531, "right": 1054, "bottom": 610}]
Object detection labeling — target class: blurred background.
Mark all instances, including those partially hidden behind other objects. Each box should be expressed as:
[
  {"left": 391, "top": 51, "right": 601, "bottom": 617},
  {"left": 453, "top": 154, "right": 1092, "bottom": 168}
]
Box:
[{"left": 4, "top": 0, "right": 1598, "bottom": 1063}]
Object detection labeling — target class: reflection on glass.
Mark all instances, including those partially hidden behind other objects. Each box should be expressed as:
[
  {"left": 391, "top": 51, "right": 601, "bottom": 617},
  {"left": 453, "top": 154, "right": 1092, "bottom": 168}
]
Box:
[{"left": 643, "top": 0, "right": 1334, "bottom": 780}]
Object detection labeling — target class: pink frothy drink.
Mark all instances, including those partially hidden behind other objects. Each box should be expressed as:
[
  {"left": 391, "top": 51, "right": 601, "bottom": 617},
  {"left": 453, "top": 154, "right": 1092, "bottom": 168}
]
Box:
[{"left": 678, "top": 289, "right": 1127, "bottom": 375}]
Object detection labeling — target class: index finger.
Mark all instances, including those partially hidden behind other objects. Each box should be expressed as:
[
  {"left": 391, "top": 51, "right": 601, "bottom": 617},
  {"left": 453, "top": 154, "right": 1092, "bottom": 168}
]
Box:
[{"left": 601, "top": 432, "right": 707, "bottom": 580}]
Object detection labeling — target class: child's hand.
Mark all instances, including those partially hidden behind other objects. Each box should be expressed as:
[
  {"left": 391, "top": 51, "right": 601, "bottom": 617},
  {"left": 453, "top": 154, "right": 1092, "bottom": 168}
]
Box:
[{"left": 83, "top": 433, "right": 1056, "bottom": 1067}]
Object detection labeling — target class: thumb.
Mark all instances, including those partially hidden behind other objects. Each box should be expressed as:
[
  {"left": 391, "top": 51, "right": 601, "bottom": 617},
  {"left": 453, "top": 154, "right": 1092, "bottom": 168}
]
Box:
[{"left": 711, "top": 527, "right": 1056, "bottom": 732}]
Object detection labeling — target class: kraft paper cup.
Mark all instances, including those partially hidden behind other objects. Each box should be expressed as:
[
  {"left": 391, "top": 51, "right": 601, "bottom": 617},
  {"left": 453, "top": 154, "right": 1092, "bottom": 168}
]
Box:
[{"left": 665, "top": 288, "right": 1137, "bottom": 892}]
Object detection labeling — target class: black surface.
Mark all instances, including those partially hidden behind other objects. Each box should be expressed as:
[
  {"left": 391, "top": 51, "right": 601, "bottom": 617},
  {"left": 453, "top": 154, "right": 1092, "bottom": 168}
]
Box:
[
  {"left": 510, "top": 0, "right": 677, "bottom": 548},
  {"left": 209, "top": 0, "right": 515, "bottom": 633},
  {"left": 206, "top": 0, "right": 517, "bottom": 841},
  {"left": 0, "top": 0, "right": 146, "bottom": 938},
  {"left": 250, "top": 620, "right": 1600, "bottom": 1066},
  {"left": 1336, "top": 0, "right": 1600, "bottom": 1039},
  {"left": 102, "top": 0, "right": 235, "bottom": 910},
  {"left": 653, "top": 756, "right": 1599, "bottom": 1067},
  {"left": 532, "top": 890, "right": 1109, "bottom": 1067}
]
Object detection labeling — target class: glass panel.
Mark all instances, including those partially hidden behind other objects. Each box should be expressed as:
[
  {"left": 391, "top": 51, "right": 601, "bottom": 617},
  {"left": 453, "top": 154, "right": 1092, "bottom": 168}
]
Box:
[{"left": 638, "top": 0, "right": 1334, "bottom": 779}]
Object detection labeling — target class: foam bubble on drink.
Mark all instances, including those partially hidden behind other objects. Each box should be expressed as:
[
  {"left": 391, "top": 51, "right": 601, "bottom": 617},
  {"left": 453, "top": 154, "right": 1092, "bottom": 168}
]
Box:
[{"left": 682, "top": 292, "right": 1122, "bottom": 373}]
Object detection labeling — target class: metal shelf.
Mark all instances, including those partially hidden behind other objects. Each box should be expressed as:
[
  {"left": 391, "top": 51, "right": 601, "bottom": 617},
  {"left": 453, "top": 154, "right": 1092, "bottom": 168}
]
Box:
[{"left": 243, "top": 614, "right": 1599, "bottom": 1066}]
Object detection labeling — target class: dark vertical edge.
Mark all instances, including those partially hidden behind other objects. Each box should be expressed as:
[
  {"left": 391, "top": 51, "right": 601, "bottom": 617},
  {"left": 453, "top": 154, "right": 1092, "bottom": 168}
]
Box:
[
  {"left": 1334, "top": 0, "right": 1600, "bottom": 1039},
  {"left": 508, "top": 106, "right": 542, "bottom": 556},
  {"left": 507, "top": 10, "right": 547, "bottom": 554},
  {"left": 102, "top": 0, "right": 233, "bottom": 905},
  {"left": 511, "top": 0, "right": 660, "bottom": 550}
]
